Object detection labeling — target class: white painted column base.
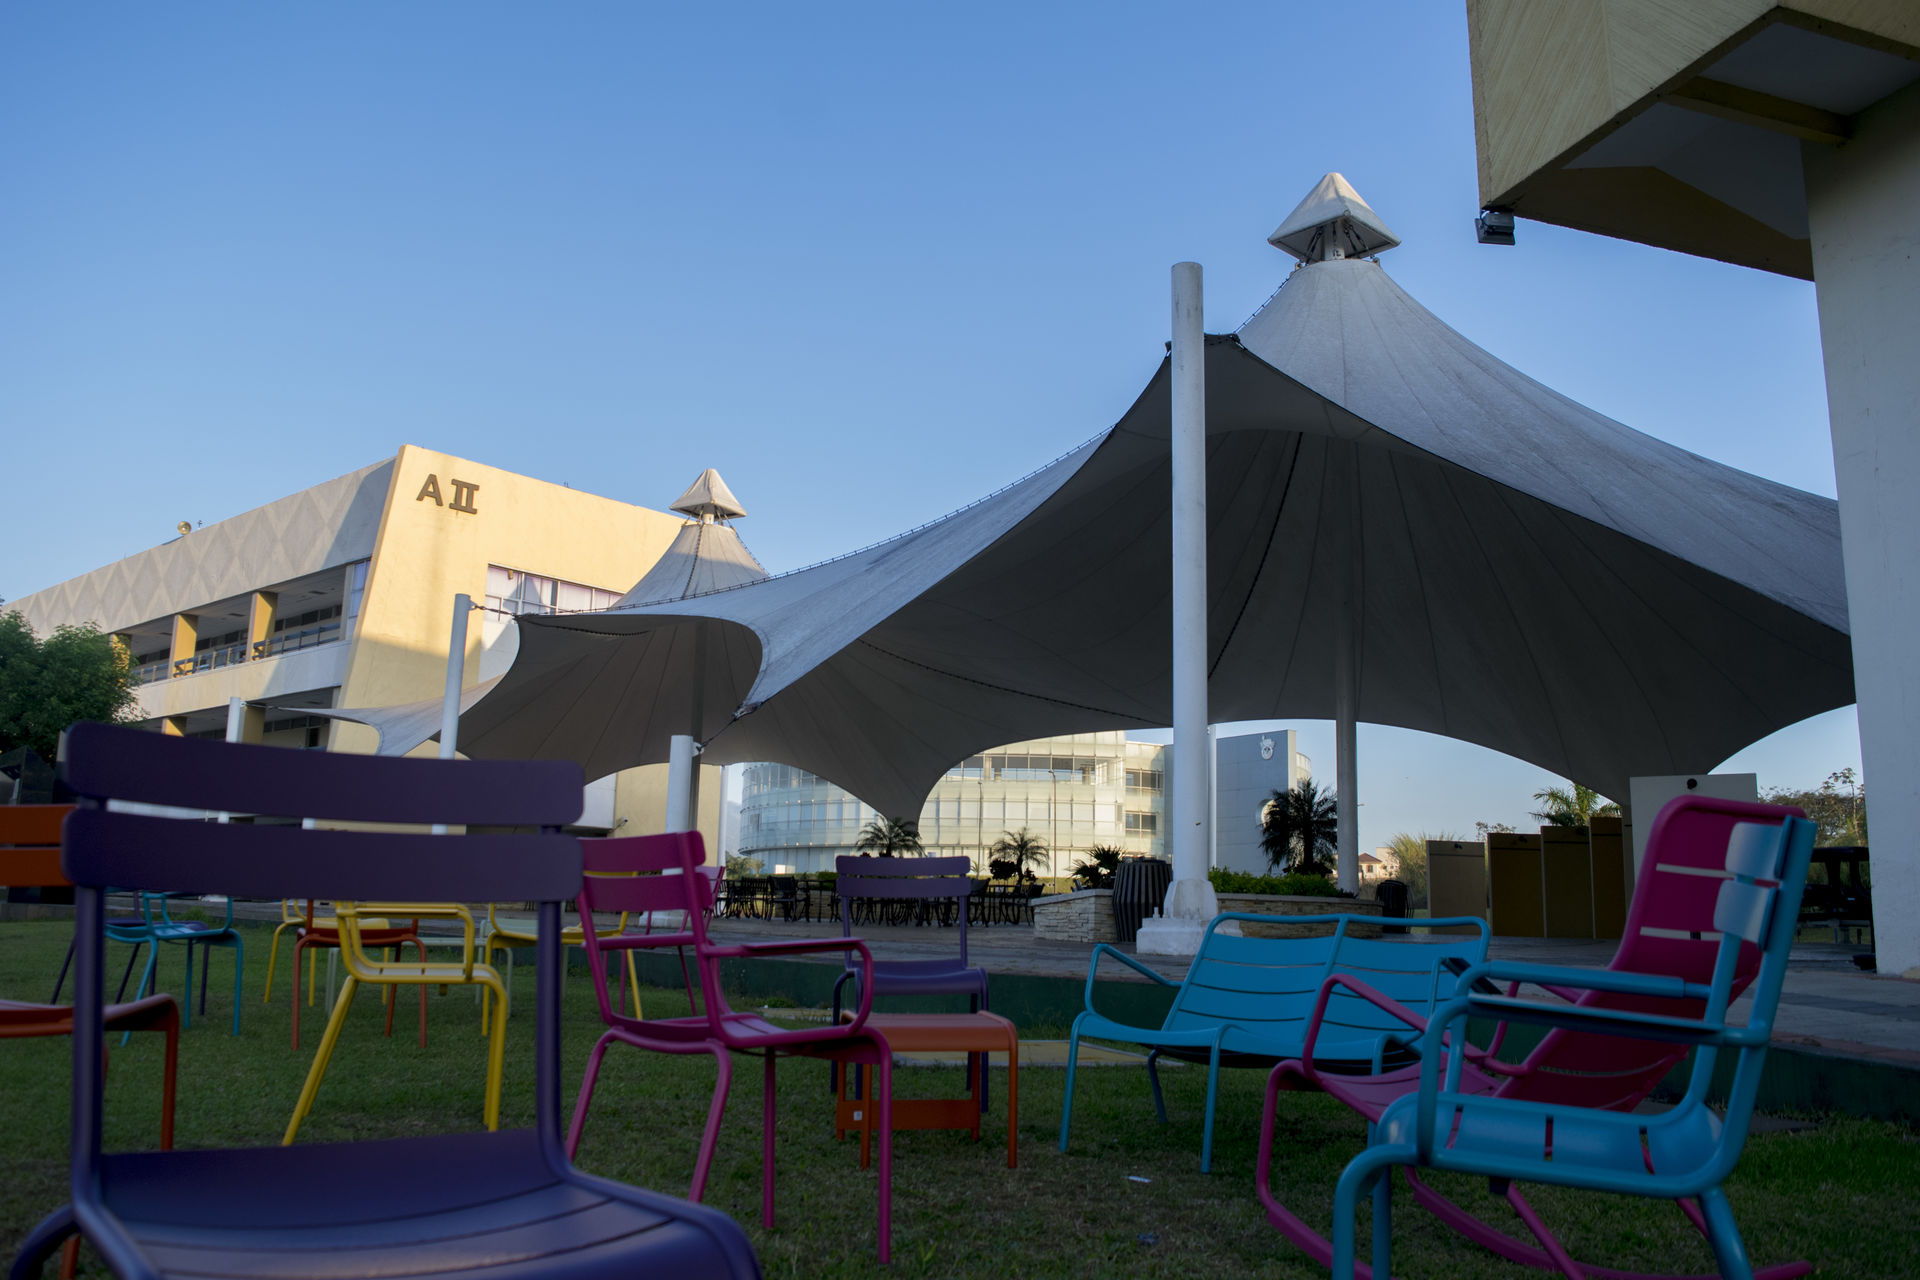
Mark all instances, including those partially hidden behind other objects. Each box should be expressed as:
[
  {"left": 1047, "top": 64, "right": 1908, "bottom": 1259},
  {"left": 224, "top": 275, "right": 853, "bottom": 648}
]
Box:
[{"left": 1134, "top": 878, "right": 1238, "bottom": 955}]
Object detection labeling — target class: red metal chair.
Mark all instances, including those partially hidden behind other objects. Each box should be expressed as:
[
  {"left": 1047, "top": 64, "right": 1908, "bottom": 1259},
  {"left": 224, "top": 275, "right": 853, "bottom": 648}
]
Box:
[
  {"left": 2, "top": 804, "right": 179, "bottom": 1280},
  {"left": 287, "top": 899, "right": 429, "bottom": 1049},
  {"left": 566, "top": 832, "right": 903, "bottom": 1263}
]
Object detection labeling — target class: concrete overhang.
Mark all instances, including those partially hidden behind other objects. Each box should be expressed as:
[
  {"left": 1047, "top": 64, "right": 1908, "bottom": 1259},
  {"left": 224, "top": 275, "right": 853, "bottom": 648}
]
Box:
[{"left": 1468, "top": 2, "right": 1920, "bottom": 277}]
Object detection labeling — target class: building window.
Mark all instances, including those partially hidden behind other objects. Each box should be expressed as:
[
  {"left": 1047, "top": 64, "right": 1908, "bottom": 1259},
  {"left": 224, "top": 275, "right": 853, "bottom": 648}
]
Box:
[
  {"left": 485, "top": 565, "right": 623, "bottom": 617},
  {"left": 1125, "top": 811, "right": 1158, "bottom": 835},
  {"left": 1126, "top": 769, "right": 1163, "bottom": 793}
]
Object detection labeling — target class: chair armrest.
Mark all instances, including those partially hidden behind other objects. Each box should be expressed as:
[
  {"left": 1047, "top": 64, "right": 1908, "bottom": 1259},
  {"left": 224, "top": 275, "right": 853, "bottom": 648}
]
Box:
[
  {"left": 1081, "top": 942, "right": 1177, "bottom": 1012},
  {"left": 1411, "top": 988, "right": 1749, "bottom": 1158},
  {"left": 1453, "top": 960, "right": 1709, "bottom": 1004},
  {"left": 1293, "top": 972, "right": 1442, "bottom": 1090},
  {"left": 705, "top": 938, "right": 879, "bottom": 1045},
  {"left": 343, "top": 902, "right": 476, "bottom": 979}
]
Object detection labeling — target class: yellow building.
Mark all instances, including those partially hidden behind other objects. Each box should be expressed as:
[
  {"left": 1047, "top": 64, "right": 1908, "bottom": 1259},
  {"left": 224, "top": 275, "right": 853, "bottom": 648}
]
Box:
[{"left": 6, "top": 444, "right": 724, "bottom": 846}]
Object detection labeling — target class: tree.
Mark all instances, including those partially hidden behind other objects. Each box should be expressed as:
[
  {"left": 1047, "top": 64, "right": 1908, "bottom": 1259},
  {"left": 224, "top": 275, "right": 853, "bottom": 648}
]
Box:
[
  {"left": 988, "top": 828, "right": 1049, "bottom": 881},
  {"left": 1068, "top": 844, "right": 1125, "bottom": 889},
  {"left": 1385, "top": 831, "right": 1462, "bottom": 911},
  {"left": 724, "top": 852, "right": 764, "bottom": 876},
  {"left": 1764, "top": 769, "right": 1867, "bottom": 846},
  {"left": 1529, "top": 781, "right": 1619, "bottom": 828},
  {"left": 1260, "top": 778, "right": 1337, "bottom": 876},
  {"left": 0, "top": 611, "right": 141, "bottom": 763},
  {"left": 853, "top": 816, "right": 924, "bottom": 857}
]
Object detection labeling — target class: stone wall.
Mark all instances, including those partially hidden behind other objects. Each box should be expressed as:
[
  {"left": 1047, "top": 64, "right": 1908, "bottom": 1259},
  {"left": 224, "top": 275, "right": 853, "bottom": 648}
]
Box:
[
  {"left": 1214, "top": 894, "right": 1384, "bottom": 938},
  {"left": 1031, "top": 889, "right": 1115, "bottom": 944}
]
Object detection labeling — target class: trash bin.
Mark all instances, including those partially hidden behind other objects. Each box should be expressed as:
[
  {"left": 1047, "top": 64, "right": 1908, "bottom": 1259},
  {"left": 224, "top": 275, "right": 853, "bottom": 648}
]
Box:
[
  {"left": 1374, "top": 878, "right": 1409, "bottom": 934},
  {"left": 1112, "top": 857, "right": 1172, "bottom": 944}
]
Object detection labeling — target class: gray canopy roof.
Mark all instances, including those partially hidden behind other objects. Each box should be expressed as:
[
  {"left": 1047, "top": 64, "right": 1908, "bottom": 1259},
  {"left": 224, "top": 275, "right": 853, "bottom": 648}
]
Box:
[{"left": 453, "top": 254, "right": 1851, "bottom": 815}]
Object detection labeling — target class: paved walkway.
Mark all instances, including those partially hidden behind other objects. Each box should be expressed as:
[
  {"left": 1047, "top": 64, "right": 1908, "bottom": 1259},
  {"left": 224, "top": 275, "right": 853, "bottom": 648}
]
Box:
[{"left": 702, "top": 915, "right": 1920, "bottom": 1067}]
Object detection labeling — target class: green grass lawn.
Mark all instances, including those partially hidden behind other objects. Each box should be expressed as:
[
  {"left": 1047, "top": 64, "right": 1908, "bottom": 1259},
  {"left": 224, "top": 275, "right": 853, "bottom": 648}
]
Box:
[{"left": 3, "top": 916, "right": 1915, "bottom": 1277}]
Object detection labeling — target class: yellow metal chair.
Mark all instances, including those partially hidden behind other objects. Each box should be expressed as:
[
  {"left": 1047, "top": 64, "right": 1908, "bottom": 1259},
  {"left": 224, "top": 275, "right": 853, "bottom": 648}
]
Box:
[
  {"left": 261, "top": 899, "right": 306, "bottom": 1003},
  {"left": 284, "top": 902, "right": 505, "bottom": 1143},
  {"left": 482, "top": 900, "right": 643, "bottom": 1025}
]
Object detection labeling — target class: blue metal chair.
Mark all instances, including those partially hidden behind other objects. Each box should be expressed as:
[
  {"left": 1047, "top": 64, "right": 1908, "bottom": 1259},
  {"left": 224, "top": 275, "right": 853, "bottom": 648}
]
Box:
[
  {"left": 10, "top": 722, "right": 761, "bottom": 1280},
  {"left": 112, "top": 891, "right": 243, "bottom": 1036},
  {"left": 1326, "top": 813, "right": 1817, "bottom": 1280}
]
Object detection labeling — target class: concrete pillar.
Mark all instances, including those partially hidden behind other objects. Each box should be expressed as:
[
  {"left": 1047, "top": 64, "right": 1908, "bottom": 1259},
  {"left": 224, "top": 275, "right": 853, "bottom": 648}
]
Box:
[
  {"left": 161, "top": 717, "right": 186, "bottom": 737},
  {"left": 247, "top": 590, "right": 277, "bottom": 661},
  {"left": 1804, "top": 79, "right": 1920, "bottom": 978},
  {"left": 665, "top": 734, "right": 697, "bottom": 833},
  {"left": 168, "top": 614, "right": 198, "bottom": 677}
]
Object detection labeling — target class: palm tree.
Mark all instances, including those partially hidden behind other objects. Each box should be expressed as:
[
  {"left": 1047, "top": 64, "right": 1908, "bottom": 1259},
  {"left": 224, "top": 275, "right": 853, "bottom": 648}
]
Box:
[
  {"left": 853, "top": 816, "right": 924, "bottom": 857},
  {"left": 988, "top": 828, "right": 1049, "bottom": 881},
  {"left": 1260, "top": 778, "right": 1338, "bottom": 876},
  {"left": 1529, "top": 782, "right": 1618, "bottom": 829},
  {"left": 1068, "top": 844, "right": 1125, "bottom": 889}
]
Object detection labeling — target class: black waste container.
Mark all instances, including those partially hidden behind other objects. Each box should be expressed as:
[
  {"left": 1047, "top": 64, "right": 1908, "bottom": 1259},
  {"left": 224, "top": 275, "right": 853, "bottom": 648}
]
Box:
[
  {"left": 1374, "top": 878, "right": 1409, "bottom": 933},
  {"left": 1112, "top": 857, "right": 1173, "bottom": 945}
]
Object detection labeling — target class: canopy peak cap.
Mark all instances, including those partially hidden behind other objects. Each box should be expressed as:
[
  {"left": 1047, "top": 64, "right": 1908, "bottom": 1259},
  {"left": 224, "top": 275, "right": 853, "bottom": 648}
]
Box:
[
  {"left": 1268, "top": 172, "right": 1400, "bottom": 263},
  {"left": 671, "top": 467, "right": 747, "bottom": 523}
]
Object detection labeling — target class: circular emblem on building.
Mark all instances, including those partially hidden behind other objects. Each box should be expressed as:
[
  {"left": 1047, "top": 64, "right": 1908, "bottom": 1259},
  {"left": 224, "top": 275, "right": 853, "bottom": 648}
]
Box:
[{"left": 1260, "top": 736, "right": 1275, "bottom": 760}]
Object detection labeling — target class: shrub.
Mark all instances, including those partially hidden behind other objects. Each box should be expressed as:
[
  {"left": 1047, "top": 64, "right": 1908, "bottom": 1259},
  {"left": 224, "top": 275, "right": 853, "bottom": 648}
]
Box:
[{"left": 1207, "top": 868, "right": 1350, "bottom": 898}]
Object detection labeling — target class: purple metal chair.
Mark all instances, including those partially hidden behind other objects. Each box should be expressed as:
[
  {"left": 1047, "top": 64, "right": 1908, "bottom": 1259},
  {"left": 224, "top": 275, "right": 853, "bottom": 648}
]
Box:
[
  {"left": 567, "top": 832, "right": 902, "bottom": 1263},
  {"left": 1256, "top": 795, "right": 1816, "bottom": 1280},
  {"left": 831, "top": 854, "right": 991, "bottom": 1107},
  {"left": 10, "top": 723, "right": 760, "bottom": 1280}
]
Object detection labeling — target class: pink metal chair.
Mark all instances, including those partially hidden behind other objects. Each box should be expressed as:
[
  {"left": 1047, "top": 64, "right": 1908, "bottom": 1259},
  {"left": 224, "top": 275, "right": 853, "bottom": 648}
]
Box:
[
  {"left": 566, "top": 832, "right": 903, "bottom": 1262},
  {"left": 1256, "top": 794, "right": 1815, "bottom": 1280}
]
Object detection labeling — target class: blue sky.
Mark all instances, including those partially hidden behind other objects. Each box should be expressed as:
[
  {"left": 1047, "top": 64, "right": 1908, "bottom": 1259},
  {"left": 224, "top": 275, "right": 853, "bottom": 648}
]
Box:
[{"left": 0, "top": 3, "right": 1857, "bottom": 847}]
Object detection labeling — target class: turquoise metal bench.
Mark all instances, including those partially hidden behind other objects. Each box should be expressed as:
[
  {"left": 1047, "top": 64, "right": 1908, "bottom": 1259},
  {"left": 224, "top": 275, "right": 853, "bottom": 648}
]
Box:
[{"left": 1058, "top": 912, "right": 1490, "bottom": 1171}]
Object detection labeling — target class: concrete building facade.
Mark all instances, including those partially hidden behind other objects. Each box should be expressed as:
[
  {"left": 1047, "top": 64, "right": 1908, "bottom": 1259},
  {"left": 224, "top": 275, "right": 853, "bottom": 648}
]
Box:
[
  {"left": 5, "top": 444, "right": 724, "bottom": 847},
  {"left": 1464, "top": 0, "right": 1920, "bottom": 975}
]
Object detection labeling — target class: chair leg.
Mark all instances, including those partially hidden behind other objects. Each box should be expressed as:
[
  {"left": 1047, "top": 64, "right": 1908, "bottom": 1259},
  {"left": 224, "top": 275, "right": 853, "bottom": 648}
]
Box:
[
  {"left": 285, "top": 974, "right": 360, "bottom": 1144},
  {"left": 761, "top": 1052, "right": 778, "bottom": 1228},
  {"left": 51, "top": 938, "right": 74, "bottom": 1004},
  {"left": 414, "top": 939, "right": 430, "bottom": 1046},
  {"left": 114, "top": 940, "right": 142, "bottom": 1003},
  {"left": 1200, "top": 1043, "right": 1222, "bottom": 1173},
  {"left": 1371, "top": 1160, "right": 1393, "bottom": 1276},
  {"left": 1332, "top": 1147, "right": 1400, "bottom": 1280},
  {"left": 262, "top": 921, "right": 294, "bottom": 1002},
  {"left": 1058, "top": 1018, "right": 1083, "bottom": 1154},
  {"left": 227, "top": 935, "right": 243, "bottom": 1036},
  {"left": 58, "top": 1234, "right": 79, "bottom": 1280},
  {"left": 196, "top": 938, "right": 209, "bottom": 1015},
  {"left": 157, "top": 1000, "right": 179, "bottom": 1149},
  {"left": 10, "top": 1203, "right": 77, "bottom": 1280},
  {"left": 690, "top": 1044, "right": 733, "bottom": 1202},
  {"left": 482, "top": 972, "right": 510, "bottom": 1131},
  {"left": 566, "top": 1032, "right": 618, "bottom": 1160},
  {"left": 1698, "top": 1187, "right": 1758, "bottom": 1280},
  {"left": 624, "top": 950, "right": 643, "bottom": 1020},
  {"left": 873, "top": 1043, "right": 893, "bottom": 1266},
  {"left": 1146, "top": 1048, "right": 1169, "bottom": 1124}
]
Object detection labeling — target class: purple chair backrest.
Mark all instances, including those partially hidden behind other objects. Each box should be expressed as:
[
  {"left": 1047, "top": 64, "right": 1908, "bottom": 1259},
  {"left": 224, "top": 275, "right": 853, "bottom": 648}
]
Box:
[
  {"left": 1497, "top": 793, "right": 1804, "bottom": 1111},
  {"left": 60, "top": 722, "right": 583, "bottom": 904},
  {"left": 836, "top": 855, "right": 974, "bottom": 958}
]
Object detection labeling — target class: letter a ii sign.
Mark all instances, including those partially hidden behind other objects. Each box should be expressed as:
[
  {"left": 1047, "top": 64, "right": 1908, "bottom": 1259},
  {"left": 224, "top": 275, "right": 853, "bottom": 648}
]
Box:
[{"left": 417, "top": 474, "right": 480, "bottom": 515}]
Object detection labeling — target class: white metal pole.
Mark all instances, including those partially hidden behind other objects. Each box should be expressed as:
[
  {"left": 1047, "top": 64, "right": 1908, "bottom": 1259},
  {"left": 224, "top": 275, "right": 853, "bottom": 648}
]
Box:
[
  {"left": 218, "top": 697, "right": 246, "bottom": 824},
  {"left": 433, "top": 593, "right": 472, "bottom": 835},
  {"left": 439, "top": 594, "right": 472, "bottom": 762},
  {"left": 1139, "top": 260, "right": 1221, "bottom": 954},
  {"left": 665, "top": 733, "right": 696, "bottom": 833}
]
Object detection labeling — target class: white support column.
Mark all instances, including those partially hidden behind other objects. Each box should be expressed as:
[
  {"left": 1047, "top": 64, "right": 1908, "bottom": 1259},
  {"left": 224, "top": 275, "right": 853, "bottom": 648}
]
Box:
[
  {"left": 1138, "top": 260, "right": 1223, "bottom": 956},
  {"left": 665, "top": 733, "right": 697, "bottom": 834},
  {"left": 1805, "top": 83, "right": 1920, "bottom": 978},
  {"left": 432, "top": 593, "right": 472, "bottom": 836}
]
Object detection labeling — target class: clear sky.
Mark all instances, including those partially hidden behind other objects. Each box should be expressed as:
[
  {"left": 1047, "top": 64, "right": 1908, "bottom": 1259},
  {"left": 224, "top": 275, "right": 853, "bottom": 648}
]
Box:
[{"left": 0, "top": 3, "right": 1858, "bottom": 849}]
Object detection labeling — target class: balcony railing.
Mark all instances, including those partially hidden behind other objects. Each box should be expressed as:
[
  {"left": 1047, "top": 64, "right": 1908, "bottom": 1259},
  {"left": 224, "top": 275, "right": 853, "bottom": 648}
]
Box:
[{"left": 133, "top": 621, "right": 342, "bottom": 684}]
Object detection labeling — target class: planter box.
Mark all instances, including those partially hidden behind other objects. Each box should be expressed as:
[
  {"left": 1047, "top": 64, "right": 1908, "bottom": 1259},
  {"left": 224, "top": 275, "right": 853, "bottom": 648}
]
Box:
[
  {"left": 1214, "top": 894, "right": 1382, "bottom": 938},
  {"left": 1031, "top": 889, "right": 1115, "bottom": 944}
]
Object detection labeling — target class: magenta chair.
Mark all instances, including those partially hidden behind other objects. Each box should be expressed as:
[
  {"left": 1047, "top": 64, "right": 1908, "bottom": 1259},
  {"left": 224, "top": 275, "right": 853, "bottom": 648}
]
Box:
[
  {"left": 566, "top": 832, "right": 902, "bottom": 1263},
  {"left": 1256, "top": 794, "right": 1816, "bottom": 1280}
]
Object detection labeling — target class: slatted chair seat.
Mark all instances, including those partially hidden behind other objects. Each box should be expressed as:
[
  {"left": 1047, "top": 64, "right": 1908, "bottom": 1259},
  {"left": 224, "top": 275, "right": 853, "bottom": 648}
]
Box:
[
  {"left": 10, "top": 723, "right": 759, "bottom": 1280},
  {"left": 1060, "top": 914, "right": 1490, "bottom": 1171}
]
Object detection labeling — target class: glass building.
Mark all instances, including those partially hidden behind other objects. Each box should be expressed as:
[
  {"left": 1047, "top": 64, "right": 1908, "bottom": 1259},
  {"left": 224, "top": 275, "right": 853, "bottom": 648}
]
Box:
[{"left": 739, "top": 729, "right": 1309, "bottom": 877}]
